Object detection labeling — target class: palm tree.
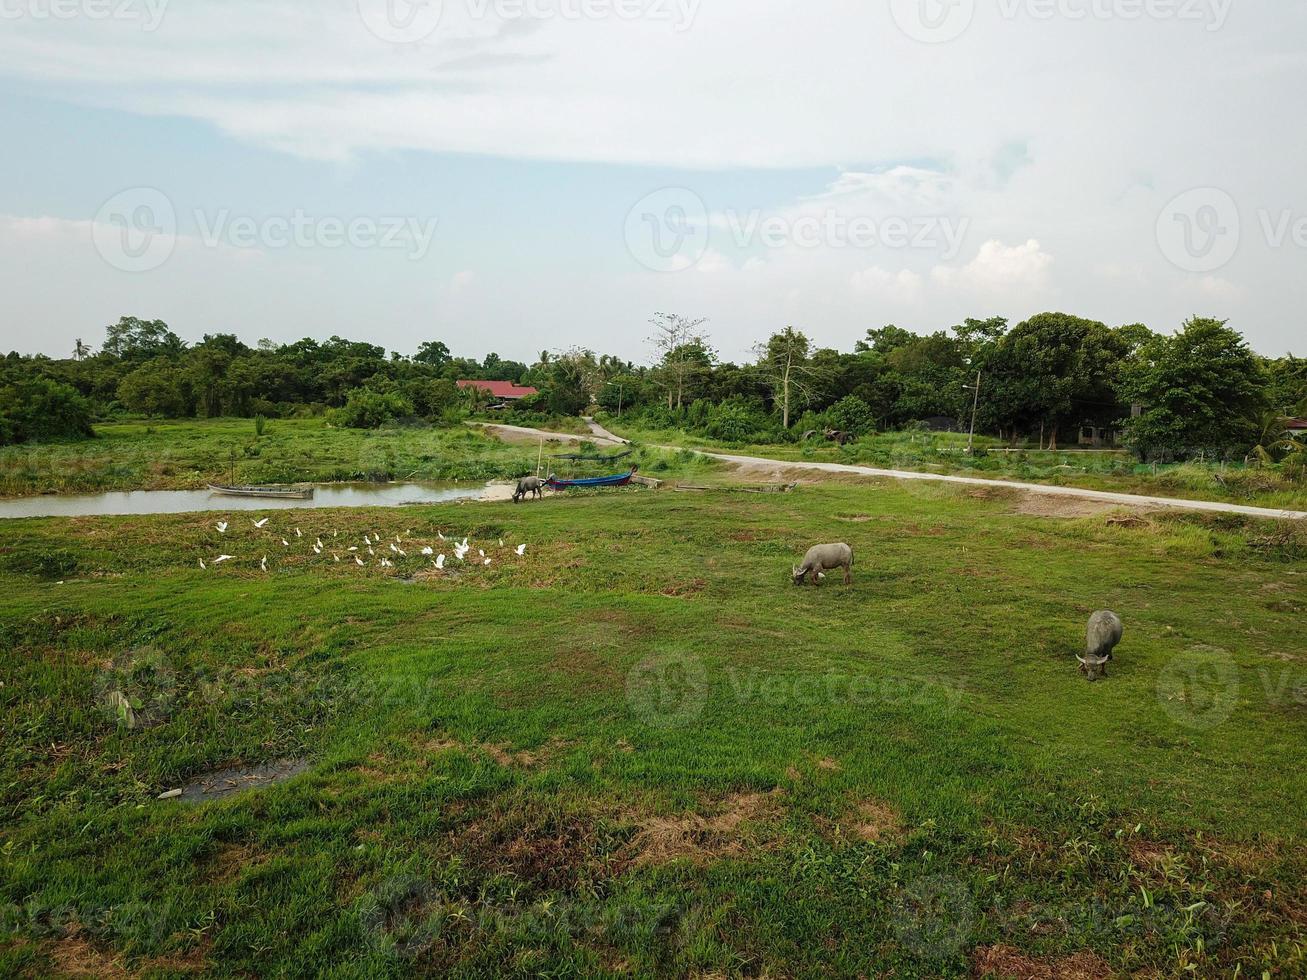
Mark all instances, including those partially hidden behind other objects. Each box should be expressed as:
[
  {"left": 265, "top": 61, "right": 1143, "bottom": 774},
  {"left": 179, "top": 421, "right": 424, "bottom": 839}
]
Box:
[{"left": 73, "top": 339, "right": 91, "bottom": 360}]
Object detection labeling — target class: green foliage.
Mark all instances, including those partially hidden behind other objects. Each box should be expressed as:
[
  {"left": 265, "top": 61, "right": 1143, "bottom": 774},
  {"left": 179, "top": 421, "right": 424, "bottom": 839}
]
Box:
[
  {"left": 0, "top": 377, "right": 95, "bottom": 445},
  {"left": 1122, "top": 317, "right": 1269, "bottom": 461},
  {"left": 330, "top": 389, "right": 415, "bottom": 429},
  {"left": 101, "top": 315, "right": 185, "bottom": 361},
  {"left": 826, "top": 395, "right": 874, "bottom": 434},
  {"left": 117, "top": 358, "right": 191, "bottom": 418}
]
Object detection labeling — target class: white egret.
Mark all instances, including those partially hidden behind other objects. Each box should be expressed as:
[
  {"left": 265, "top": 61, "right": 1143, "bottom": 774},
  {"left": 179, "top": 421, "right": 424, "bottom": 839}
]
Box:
[
  {"left": 355, "top": 556, "right": 365, "bottom": 566},
  {"left": 515, "top": 544, "right": 526, "bottom": 556},
  {"left": 260, "top": 555, "right": 268, "bottom": 572},
  {"left": 435, "top": 554, "right": 445, "bottom": 569},
  {"left": 216, "top": 521, "right": 228, "bottom": 534},
  {"left": 253, "top": 518, "right": 269, "bottom": 529},
  {"left": 420, "top": 546, "right": 433, "bottom": 556},
  {"left": 214, "top": 555, "right": 234, "bottom": 564},
  {"left": 199, "top": 558, "right": 206, "bottom": 570},
  {"left": 282, "top": 538, "right": 290, "bottom": 547}
]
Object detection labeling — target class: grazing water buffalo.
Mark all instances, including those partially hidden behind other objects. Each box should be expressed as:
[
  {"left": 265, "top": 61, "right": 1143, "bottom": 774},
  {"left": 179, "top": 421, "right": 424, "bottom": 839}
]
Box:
[
  {"left": 1078, "top": 610, "right": 1123, "bottom": 682},
  {"left": 792, "top": 542, "right": 854, "bottom": 586},
  {"left": 512, "top": 474, "right": 551, "bottom": 503}
]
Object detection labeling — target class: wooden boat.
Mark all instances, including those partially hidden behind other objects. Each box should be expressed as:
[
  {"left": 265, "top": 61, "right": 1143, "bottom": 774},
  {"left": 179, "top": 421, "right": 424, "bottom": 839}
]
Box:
[
  {"left": 545, "top": 469, "right": 637, "bottom": 490},
  {"left": 207, "top": 483, "right": 314, "bottom": 500}
]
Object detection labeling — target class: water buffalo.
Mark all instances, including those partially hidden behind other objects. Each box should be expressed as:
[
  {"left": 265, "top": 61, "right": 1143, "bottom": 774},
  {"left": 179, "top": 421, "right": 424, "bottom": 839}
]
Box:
[
  {"left": 512, "top": 474, "right": 550, "bottom": 503},
  {"left": 792, "top": 542, "right": 854, "bottom": 586},
  {"left": 1078, "top": 611, "right": 1123, "bottom": 682}
]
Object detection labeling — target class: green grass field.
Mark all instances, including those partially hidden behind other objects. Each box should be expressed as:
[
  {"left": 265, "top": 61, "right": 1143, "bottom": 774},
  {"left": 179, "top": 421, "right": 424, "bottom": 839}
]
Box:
[
  {"left": 603, "top": 418, "right": 1307, "bottom": 512},
  {"left": 0, "top": 419, "right": 711, "bottom": 498},
  {"left": 1, "top": 468, "right": 1304, "bottom": 976}
]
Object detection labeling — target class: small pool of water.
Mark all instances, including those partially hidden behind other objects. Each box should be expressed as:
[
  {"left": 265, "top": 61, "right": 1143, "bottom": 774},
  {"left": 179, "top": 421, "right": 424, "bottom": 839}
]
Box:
[{"left": 0, "top": 482, "right": 487, "bottom": 519}]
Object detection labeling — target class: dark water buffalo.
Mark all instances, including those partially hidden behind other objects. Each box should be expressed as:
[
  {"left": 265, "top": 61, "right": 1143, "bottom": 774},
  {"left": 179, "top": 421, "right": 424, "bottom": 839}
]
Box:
[
  {"left": 1078, "top": 611, "right": 1123, "bottom": 681},
  {"left": 513, "top": 475, "right": 550, "bottom": 503}
]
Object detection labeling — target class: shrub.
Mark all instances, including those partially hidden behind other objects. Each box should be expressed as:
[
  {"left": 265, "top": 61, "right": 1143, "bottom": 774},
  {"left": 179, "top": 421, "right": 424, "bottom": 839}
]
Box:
[
  {"left": 0, "top": 378, "right": 95, "bottom": 445},
  {"left": 826, "top": 395, "right": 875, "bottom": 435},
  {"left": 330, "top": 389, "right": 414, "bottom": 429}
]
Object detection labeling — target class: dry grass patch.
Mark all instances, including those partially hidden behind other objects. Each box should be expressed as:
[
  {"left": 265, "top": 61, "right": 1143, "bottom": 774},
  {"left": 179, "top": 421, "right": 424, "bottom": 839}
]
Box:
[
  {"left": 627, "top": 790, "right": 785, "bottom": 866},
  {"left": 972, "top": 943, "right": 1113, "bottom": 979},
  {"left": 826, "top": 798, "right": 903, "bottom": 843},
  {"left": 1014, "top": 493, "right": 1144, "bottom": 519}
]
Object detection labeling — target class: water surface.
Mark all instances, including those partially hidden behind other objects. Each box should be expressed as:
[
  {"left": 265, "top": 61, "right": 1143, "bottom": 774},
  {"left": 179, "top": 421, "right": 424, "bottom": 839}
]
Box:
[{"left": 0, "top": 482, "right": 485, "bottom": 519}]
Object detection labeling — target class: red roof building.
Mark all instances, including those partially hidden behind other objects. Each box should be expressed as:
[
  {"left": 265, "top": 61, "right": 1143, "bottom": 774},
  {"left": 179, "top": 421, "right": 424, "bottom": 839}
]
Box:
[
  {"left": 456, "top": 380, "right": 539, "bottom": 401},
  {"left": 1285, "top": 417, "right": 1307, "bottom": 433}
]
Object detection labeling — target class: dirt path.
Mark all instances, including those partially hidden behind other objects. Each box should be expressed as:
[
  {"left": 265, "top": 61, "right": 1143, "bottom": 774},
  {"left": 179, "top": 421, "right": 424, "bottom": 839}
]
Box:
[
  {"left": 474, "top": 423, "right": 1307, "bottom": 521},
  {"left": 474, "top": 422, "right": 626, "bottom": 448}
]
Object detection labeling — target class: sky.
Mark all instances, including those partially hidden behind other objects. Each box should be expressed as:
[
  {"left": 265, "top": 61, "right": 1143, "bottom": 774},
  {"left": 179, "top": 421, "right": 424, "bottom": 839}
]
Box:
[{"left": 1, "top": 0, "right": 1304, "bottom": 364}]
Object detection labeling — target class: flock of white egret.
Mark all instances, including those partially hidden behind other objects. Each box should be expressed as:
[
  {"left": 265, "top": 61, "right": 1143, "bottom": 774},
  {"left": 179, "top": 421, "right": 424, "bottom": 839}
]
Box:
[{"left": 197, "top": 516, "right": 527, "bottom": 574}]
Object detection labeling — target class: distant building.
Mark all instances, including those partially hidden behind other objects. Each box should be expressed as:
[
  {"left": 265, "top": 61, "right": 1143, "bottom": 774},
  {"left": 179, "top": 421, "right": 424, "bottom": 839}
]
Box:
[{"left": 456, "top": 380, "right": 539, "bottom": 403}]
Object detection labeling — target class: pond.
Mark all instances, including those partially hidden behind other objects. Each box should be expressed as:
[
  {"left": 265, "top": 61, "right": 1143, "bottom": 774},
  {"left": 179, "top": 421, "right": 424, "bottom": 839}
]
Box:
[{"left": 0, "top": 482, "right": 490, "bottom": 519}]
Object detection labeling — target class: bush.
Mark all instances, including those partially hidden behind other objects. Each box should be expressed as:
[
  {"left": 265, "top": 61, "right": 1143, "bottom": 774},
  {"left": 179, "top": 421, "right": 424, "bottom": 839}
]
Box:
[
  {"left": 0, "top": 378, "right": 95, "bottom": 445},
  {"left": 330, "top": 389, "right": 414, "bottom": 429},
  {"left": 826, "top": 395, "right": 874, "bottom": 435},
  {"left": 703, "top": 400, "right": 769, "bottom": 443}
]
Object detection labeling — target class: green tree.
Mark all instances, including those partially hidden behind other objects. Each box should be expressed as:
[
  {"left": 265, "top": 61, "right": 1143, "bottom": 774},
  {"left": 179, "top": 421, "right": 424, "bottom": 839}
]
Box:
[
  {"left": 984, "top": 312, "right": 1127, "bottom": 448},
  {"left": 117, "top": 358, "right": 190, "bottom": 417},
  {"left": 0, "top": 378, "right": 95, "bottom": 444},
  {"left": 1121, "top": 317, "right": 1269, "bottom": 460},
  {"left": 102, "top": 316, "right": 185, "bottom": 361},
  {"left": 415, "top": 341, "right": 452, "bottom": 368},
  {"left": 827, "top": 394, "right": 874, "bottom": 435}
]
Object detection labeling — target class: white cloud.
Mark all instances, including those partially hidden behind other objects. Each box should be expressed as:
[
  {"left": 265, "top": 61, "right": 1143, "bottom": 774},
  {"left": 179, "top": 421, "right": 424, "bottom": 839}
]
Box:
[
  {"left": 850, "top": 266, "right": 924, "bottom": 304},
  {"left": 932, "top": 239, "right": 1054, "bottom": 296},
  {"left": 1, "top": 3, "right": 1305, "bottom": 356}
]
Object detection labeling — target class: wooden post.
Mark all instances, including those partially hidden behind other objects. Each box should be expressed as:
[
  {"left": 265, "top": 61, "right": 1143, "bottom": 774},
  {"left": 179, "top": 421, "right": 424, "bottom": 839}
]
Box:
[{"left": 537, "top": 437, "right": 544, "bottom": 478}]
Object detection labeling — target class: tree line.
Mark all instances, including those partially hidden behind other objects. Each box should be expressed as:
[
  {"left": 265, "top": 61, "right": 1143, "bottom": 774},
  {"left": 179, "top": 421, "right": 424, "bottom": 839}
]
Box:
[{"left": 2, "top": 312, "right": 1304, "bottom": 461}]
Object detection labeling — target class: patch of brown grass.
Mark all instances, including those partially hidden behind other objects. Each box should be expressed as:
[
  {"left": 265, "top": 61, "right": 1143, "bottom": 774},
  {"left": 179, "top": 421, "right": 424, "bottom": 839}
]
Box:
[
  {"left": 206, "top": 841, "right": 264, "bottom": 883},
  {"left": 659, "top": 577, "right": 706, "bottom": 597},
  {"left": 823, "top": 798, "right": 904, "bottom": 844},
  {"left": 1014, "top": 494, "right": 1141, "bottom": 519},
  {"left": 626, "top": 790, "right": 785, "bottom": 866},
  {"left": 972, "top": 944, "right": 1113, "bottom": 979}
]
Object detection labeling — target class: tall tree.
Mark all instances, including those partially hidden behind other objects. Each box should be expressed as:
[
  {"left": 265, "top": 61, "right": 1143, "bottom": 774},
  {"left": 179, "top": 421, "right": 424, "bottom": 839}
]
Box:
[
  {"left": 1121, "top": 317, "right": 1269, "bottom": 460},
  {"left": 102, "top": 316, "right": 185, "bottom": 361},
  {"left": 72, "top": 339, "right": 91, "bottom": 361},
  {"left": 648, "top": 313, "right": 712, "bottom": 410},
  {"left": 755, "top": 326, "right": 824, "bottom": 429},
  {"left": 984, "top": 312, "right": 1127, "bottom": 448}
]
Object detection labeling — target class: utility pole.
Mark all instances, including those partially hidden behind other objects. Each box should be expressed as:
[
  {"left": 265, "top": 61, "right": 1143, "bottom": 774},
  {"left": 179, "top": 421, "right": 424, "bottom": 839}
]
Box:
[
  {"left": 606, "top": 381, "right": 624, "bottom": 419},
  {"left": 963, "top": 370, "right": 981, "bottom": 454}
]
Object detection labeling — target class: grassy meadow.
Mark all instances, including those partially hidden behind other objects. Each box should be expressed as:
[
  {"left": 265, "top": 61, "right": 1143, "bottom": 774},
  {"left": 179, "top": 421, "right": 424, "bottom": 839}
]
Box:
[
  {"left": 0, "top": 419, "right": 710, "bottom": 499},
  {"left": 1, "top": 466, "right": 1305, "bottom": 976},
  {"left": 603, "top": 418, "right": 1307, "bottom": 512}
]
